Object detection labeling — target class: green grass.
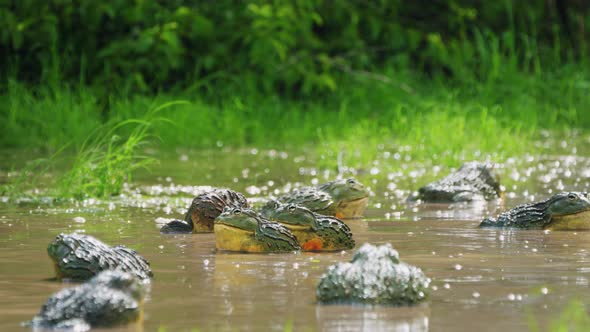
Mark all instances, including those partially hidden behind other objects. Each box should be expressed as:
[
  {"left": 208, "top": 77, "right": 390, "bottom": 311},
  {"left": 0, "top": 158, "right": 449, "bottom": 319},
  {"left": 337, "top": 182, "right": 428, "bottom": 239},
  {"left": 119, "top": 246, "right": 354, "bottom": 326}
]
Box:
[
  {"left": 55, "top": 102, "right": 185, "bottom": 199},
  {"left": 529, "top": 300, "right": 590, "bottom": 332},
  {"left": 0, "top": 104, "right": 176, "bottom": 200},
  {"left": 1, "top": 80, "right": 103, "bottom": 149},
  {"left": 57, "top": 118, "right": 157, "bottom": 199},
  {"left": 3, "top": 65, "right": 588, "bottom": 168},
  {"left": 1, "top": 30, "right": 590, "bottom": 176},
  {"left": 0, "top": 151, "right": 59, "bottom": 198}
]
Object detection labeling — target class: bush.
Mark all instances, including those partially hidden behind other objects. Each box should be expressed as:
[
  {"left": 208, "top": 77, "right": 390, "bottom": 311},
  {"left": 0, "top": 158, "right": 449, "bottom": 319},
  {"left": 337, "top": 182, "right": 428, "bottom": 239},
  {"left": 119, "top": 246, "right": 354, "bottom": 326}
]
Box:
[{"left": 0, "top": 1, "right": 588, "bottom": 94}]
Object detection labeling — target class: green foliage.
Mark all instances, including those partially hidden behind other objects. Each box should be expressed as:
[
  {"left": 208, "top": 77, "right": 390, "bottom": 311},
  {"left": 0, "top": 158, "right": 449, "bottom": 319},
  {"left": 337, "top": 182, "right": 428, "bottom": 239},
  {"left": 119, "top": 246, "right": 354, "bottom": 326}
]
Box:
[
  {"left": 1, "top": 1, "right": 588, "bottom": 94},
  {"left": 1, "top": 2, "right": 589, "bottom": 177},
  {"left": 0, "top": 80, "right": 102, "bottom": 148},
  {"left": 2, "top": 55, "right": 589, "bottom": 176},
  {"left": 0, "top": 151, "right": 59, "bottom": 199},
  {"left": 56, "top": 103, "right": 181, "bottom": 199},
  {"left": 549, "top": 300, "right": 590, "bottom": 332},
  {"left": 1, "top": 103, "right": 180, "bottom": 200},
  {"left": 57, "top": 119, "right": 156, "bottom": 199},
  {"left": 529, "top": 300, "right": 590, "bottom": 332}
]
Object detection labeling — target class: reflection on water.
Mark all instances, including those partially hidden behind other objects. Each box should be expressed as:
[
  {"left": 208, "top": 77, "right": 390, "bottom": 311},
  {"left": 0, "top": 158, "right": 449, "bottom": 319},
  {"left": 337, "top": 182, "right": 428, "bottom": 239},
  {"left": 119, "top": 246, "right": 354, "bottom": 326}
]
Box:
[
  {"left": 316, "top": 305, "right": 429, "bottom": 332},
  {"left": 1, "top": 141, "right": 590, "bottom": 331}
]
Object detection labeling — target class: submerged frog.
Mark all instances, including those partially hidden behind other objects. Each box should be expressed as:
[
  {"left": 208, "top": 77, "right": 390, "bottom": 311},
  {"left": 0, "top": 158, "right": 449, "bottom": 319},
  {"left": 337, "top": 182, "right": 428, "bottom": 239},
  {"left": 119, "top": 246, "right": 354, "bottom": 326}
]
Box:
[
  {"left": 316, "top": 243, "right": 430, "bottom": 305},
  {"left": 48, "top": 233, "right": 153, "bottom": 281},
  {"left": 409, "top": 161, "right": 502, "bottom": 203},
  {"left": 26, "top": 270, "right": 146, "bottom": 331},
  {"left": 263, "top": 202, "right": 355, "bottom": 251},
  {"left": 262, "top": 178, "right": 369, "bottom": 219},
  {"left": 480, "top": 192, "right": 590, "bottom": 230},
  {"left": 160, "top": 188, "right": 249, "bottom": 233},
  {"left": 214, "top": 207, "right": 300, "bottom": 253}
]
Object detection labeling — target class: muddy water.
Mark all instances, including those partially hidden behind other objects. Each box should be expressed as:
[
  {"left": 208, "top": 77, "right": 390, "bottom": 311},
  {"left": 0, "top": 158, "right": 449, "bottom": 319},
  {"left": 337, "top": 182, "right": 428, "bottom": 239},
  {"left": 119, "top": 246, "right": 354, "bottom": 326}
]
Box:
[{"left": 2, "top": 144, "right": 590, "bottom": 331}]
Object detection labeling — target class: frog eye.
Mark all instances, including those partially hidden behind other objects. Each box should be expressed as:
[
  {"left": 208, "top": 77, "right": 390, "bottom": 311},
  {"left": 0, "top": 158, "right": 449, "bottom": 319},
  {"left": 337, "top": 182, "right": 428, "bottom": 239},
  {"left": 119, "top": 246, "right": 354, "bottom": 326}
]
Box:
[
  {"left": 232, "top": 208, "right": 242, "bottom": 215},
  {"left": 288, "top": 205, "right": 296, "bottom": 212},
  {"left": 347, "top": 179, "right": 356, "bottom": 185},
  {"left": 568, "top": 193, "right": 577, "bottom": 201}
]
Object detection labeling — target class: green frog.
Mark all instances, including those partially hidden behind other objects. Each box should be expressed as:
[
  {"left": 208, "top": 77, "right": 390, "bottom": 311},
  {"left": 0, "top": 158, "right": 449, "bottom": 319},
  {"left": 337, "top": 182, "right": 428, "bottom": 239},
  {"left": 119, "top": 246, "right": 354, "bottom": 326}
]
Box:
[
  {"left": 47, "top": 233, "right": 152, "bottom": 281},
  {"left": 26, "top": 270, "right": 146, "bottom": 331},
  {"left": 480, "top": 192, "right": 590, "bottom": 230},
  {"left": 263, "top": 202, "right": 355, "bottom": 251},
  {"left": 214, "top": 207, "right": 300, "bottom": 253},
  {"left": 316, "top": 243, "right": 430, "bottom": 305},
  {"left": 261, "top": 178, "right": 369, "bottom": 219},
  {"left": 160, "top": 189, "right": 249, "bottom": 233}
]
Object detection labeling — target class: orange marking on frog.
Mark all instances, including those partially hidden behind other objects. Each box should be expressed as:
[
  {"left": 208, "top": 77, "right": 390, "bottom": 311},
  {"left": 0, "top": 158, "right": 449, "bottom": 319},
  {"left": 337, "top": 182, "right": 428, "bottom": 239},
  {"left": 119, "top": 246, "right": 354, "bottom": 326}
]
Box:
[
  {"left": 335, "top": 212, "right": 344, "bottom": 219},
  {"left": 302, "top": 238, "right": 324, "bottom": 251}
]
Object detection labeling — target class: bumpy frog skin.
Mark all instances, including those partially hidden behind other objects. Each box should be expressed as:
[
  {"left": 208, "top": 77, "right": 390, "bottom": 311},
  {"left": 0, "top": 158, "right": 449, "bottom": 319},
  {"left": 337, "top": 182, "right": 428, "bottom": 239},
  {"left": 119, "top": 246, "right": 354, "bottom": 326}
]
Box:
[
  {"left": 480, "top": 192, "right": 590, "bottom": 230},
  {"left": 26, "top": 270, "right": 147, "bottom": 331},
  {"left": 47, "top": 233, "right": 153, "bottom": 281},
  {"left": 263, "top": 202, "right": 355, "bottom": 251},
  {"left": 316, "top": 243, "right": 430, "bottom": 305},
  {"left": 214, "top": 207, "right": 300, "bottom": 253},
  {"left": 160, "top": 189, "right": 250, "bottom": 234},
  {"left": 409, "top": 162, "right": 502, "bottom": 203},
  {"left": 262, "top": 178, "right": 369, "bottom": 219}
]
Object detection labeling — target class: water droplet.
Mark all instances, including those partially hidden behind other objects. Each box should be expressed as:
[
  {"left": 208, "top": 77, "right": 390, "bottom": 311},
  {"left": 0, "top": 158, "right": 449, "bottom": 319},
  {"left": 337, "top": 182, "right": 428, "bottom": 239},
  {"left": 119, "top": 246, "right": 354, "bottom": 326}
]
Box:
[
  {"left": 541, "top": 287, "right": 548, "bottom": 295},
  {"left": 472, "top": 292, "right": 480, "bottom": 298},
  {"left": 73, "top": 217, "right": 86, "bottom": 223},
  {"left": 245, "top": 186, "right": 261, "bottom": 195},
  {"left": 443, "top": 283, "right": 450, "bottom": 289},
  {"left": 507, "top": 293, "right": 516, "bottom": 301},
  {"left": 203, "top": 259, "right": 209, "bottom": 266},
  {"left": 454, "top": 264, "right": 462, "bottom": 271}
]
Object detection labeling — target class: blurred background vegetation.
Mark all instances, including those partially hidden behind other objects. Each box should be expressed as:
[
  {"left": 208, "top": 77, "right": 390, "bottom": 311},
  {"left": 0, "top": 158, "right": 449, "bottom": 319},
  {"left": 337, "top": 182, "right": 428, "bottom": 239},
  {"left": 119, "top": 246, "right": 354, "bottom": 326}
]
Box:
[
  {"left": 2, "top": 0, "right": 588, "bottom": 93},
  {"left": 0, "top": 0, "right": 589, "bottom": 152}
]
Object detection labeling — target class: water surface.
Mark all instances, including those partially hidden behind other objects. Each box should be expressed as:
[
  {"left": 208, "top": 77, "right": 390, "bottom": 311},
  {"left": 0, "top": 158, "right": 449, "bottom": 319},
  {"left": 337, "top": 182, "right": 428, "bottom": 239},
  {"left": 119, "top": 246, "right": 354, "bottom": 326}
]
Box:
[{"left": 1, "top": 142, "right": 590, "bottom": 331}]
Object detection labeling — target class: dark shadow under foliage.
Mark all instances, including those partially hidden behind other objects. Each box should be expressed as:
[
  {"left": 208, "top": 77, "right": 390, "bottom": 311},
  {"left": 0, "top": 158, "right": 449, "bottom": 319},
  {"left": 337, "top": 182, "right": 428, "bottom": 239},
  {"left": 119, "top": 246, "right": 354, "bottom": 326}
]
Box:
[{"left": 1, "top": 0, "right": 588, "bottom": 95}]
